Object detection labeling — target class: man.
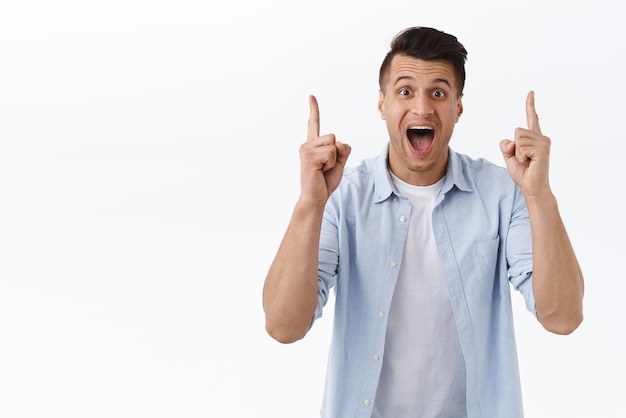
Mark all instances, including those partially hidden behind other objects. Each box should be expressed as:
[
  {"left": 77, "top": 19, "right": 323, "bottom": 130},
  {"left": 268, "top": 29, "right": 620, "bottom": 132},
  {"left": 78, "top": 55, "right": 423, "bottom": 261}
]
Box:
[{"left": 262, "top": 26, "right": 584, "bottom": 417}]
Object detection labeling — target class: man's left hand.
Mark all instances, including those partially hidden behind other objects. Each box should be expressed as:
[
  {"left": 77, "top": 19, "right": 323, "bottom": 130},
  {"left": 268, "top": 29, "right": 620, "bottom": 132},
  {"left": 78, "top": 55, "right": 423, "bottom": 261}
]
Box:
[{"left": 499, "top": 90, "right": 552, "bottom": 199}]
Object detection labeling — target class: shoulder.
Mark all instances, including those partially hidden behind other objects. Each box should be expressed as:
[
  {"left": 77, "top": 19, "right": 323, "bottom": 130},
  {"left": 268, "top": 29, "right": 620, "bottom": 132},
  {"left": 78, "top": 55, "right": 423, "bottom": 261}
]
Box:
[
  {"left": 453, "top": 150, "right": 506, "bottom": 174},
  {"left": 342, "top": 154, "right": 379, "bottom": 181},
  {"left": 450, "top": 149, "right": 515, "bottom": 190},
  {"left": 327, "top": 151, "right": 388, "bottom": 212}
]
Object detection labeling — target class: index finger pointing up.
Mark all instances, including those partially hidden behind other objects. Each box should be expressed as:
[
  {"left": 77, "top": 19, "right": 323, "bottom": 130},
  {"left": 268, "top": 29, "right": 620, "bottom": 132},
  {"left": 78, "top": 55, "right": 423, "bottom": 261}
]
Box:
[
  {"left": 307, "top": 95, "right": 320, "bottom": 141},
  {"left": 526, "top": 90, "right": 542, "bottom": 134}
]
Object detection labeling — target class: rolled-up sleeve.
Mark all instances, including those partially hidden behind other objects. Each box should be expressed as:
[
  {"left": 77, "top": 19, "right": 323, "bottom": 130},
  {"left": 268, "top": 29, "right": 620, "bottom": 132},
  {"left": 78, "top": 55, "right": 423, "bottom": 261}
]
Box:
[
  {"left": 506, "top": 187, "right": 536, "bottom": 315},
  {"left": 314, "top": 205, "right": 340, "bottom": 321}
]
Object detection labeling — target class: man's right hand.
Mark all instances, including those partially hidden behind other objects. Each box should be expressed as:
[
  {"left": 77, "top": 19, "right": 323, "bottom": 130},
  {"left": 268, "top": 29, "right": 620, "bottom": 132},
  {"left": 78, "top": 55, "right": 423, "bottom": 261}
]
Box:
[
  {"left": 263, "top": 95, "right": 350, "bottom": 343},
  {"left": 298, "top": 95, "right": 351, "bottom": 206}
]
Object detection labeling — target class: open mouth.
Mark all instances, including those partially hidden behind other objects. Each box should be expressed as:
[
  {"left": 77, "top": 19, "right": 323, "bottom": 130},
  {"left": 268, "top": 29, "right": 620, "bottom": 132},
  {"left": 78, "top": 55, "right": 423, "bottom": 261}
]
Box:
[{"left": 407, "top": 126, "right": 434, "bottom": 152}]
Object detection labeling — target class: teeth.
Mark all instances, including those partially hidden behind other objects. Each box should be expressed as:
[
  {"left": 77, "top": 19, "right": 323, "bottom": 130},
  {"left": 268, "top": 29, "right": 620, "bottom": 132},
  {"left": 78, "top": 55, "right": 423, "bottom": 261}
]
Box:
[{"left": 408, "top": 126, "right": 432, "bottom": 130}]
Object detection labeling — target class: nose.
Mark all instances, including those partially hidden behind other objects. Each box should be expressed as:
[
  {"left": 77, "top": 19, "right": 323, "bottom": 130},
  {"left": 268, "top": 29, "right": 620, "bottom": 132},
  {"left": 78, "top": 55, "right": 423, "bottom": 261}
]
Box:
[{"left": 410, "top": 93, "right": 434, "bottom": 117}]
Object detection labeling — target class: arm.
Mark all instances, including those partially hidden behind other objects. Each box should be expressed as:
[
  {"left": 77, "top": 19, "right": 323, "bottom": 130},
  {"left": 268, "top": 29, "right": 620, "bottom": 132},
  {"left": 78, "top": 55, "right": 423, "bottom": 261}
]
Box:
[
  {"left": 500, "top": 91, "right": 584, "bottom": 335},
  {"left": 262, "top": 95, "right": 351, "bottom": 344}
]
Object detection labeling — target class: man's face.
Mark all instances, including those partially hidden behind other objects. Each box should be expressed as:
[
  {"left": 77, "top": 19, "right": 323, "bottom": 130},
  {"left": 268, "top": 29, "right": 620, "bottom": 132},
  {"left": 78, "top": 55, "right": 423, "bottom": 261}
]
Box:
[{"left": 378, "top": 55, "right": 463, "bottom": 186}]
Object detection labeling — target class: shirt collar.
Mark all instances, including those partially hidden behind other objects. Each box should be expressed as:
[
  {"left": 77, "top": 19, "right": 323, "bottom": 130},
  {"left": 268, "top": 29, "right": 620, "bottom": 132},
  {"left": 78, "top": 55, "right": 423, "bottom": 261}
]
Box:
[
  {"left": 443, "top": 147, "right": 474, "bottom": 193},
  {"left": 373, "top": 143, "right": 474, "bottom": 203}
]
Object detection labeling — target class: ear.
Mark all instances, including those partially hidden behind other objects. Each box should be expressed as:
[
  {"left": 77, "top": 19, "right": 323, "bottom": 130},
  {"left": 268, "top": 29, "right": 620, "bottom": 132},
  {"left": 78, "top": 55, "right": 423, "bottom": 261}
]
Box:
[
  {"left": 456, "top": 94, "right": 464, "bottom": 122},
  {"left": 378, "top": 90, "right": 386, "bottom": 120}
]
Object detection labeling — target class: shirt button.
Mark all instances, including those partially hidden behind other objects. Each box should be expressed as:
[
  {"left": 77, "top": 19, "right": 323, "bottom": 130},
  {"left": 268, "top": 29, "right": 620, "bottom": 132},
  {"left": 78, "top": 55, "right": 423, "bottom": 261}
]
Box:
[
  {"left": 399, "top": 215, "right": 407, "bottom": 222},
  {"left": 364, "top": 400, "right": 371, "bottom": 407},
  {"left": 393, "top": 197, "right": 398, "bottom": 202},
  {"left": 378, "top": 311, "right": 385, "bottom": 318},
  {"left": 373, "top": 354, "right": 380, "bottom": 361},
  {"left": 390, "top": 260, "right": 397, "bottom": 268}
]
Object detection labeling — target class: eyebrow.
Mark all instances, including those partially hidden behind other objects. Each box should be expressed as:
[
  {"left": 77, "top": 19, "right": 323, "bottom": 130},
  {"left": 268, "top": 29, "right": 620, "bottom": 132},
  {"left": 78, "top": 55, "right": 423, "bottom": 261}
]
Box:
[{"left": 393, "top": 75, "right": 452, "bottom": 88}]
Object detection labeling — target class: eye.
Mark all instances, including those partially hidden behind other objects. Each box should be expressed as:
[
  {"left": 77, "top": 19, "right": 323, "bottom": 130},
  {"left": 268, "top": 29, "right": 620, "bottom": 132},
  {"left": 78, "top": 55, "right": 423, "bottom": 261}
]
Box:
[
  {"left": 433, "top": 89, "right": 446, "bottom": 98},
  {"left": 399, "top": 88, "right": 411, "bottom": 96}
]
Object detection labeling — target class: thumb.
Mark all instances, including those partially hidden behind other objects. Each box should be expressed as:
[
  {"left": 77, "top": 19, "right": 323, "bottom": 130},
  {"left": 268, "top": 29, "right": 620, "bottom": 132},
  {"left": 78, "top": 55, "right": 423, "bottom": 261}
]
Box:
[
  {"left": 499, "top": 139, "right": 515, "bottom": 160},
  {"left": 336, "top": 142, "right": 352, "bottom": 167}
]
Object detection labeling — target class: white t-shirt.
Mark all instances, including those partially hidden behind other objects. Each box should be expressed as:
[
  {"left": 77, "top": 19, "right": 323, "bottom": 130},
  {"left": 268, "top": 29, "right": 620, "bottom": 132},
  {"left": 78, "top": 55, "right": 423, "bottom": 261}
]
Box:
[{"left": 372, "top": 174, "right": 467, "bottom": 418}]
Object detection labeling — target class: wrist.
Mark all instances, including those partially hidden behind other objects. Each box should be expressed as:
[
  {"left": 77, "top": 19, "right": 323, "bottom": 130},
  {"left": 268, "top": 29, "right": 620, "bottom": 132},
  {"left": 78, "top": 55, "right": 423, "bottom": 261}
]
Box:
[{"left": 523, "top": 189, "right": 558, "bottom": 214}]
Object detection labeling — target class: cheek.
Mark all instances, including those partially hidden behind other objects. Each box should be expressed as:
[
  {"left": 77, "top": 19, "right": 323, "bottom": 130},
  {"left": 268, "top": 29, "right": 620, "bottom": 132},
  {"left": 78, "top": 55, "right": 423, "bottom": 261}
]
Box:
[
  {"left": 384, "top": 105, "right": 406, "bottom": 127},
  {"left": 442, "top": 107, "right": 460, "bottom": 125}
]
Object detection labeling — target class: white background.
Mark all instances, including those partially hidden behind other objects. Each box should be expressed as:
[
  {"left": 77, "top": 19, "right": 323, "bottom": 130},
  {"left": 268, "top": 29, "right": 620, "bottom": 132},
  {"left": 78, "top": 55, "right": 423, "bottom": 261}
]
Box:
[{"left": 1, "top": 1, "right": 624, "bottom": 417}]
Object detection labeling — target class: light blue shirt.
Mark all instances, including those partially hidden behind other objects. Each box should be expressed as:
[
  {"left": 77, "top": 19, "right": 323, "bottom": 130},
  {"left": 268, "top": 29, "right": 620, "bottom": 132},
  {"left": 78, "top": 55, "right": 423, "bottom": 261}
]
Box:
[{"left": 314, "top": 144, "right": 536, "bottom": 418}]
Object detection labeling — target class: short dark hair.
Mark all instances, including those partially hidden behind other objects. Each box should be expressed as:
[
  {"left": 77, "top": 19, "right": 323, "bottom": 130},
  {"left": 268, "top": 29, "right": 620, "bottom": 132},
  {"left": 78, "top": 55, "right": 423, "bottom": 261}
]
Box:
[{"left": 378, "top": 27, "right": 468, "bottom": 96}]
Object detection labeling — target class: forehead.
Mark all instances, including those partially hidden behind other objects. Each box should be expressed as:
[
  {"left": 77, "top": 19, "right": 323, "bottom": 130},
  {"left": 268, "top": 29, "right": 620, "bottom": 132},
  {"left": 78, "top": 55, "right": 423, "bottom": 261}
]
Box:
[{"left": 386, "top": 55, "right": 457, "bottom": 88}]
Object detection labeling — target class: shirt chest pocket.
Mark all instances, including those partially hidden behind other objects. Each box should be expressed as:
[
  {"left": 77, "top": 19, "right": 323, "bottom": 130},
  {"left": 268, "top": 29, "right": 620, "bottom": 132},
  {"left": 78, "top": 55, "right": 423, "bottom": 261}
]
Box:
[
  {"left": 471, "top": 237, "right": 499, "bottom": 271},
  {"left": 461, "top": 237, "right": 504, "bottom": 301}
]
